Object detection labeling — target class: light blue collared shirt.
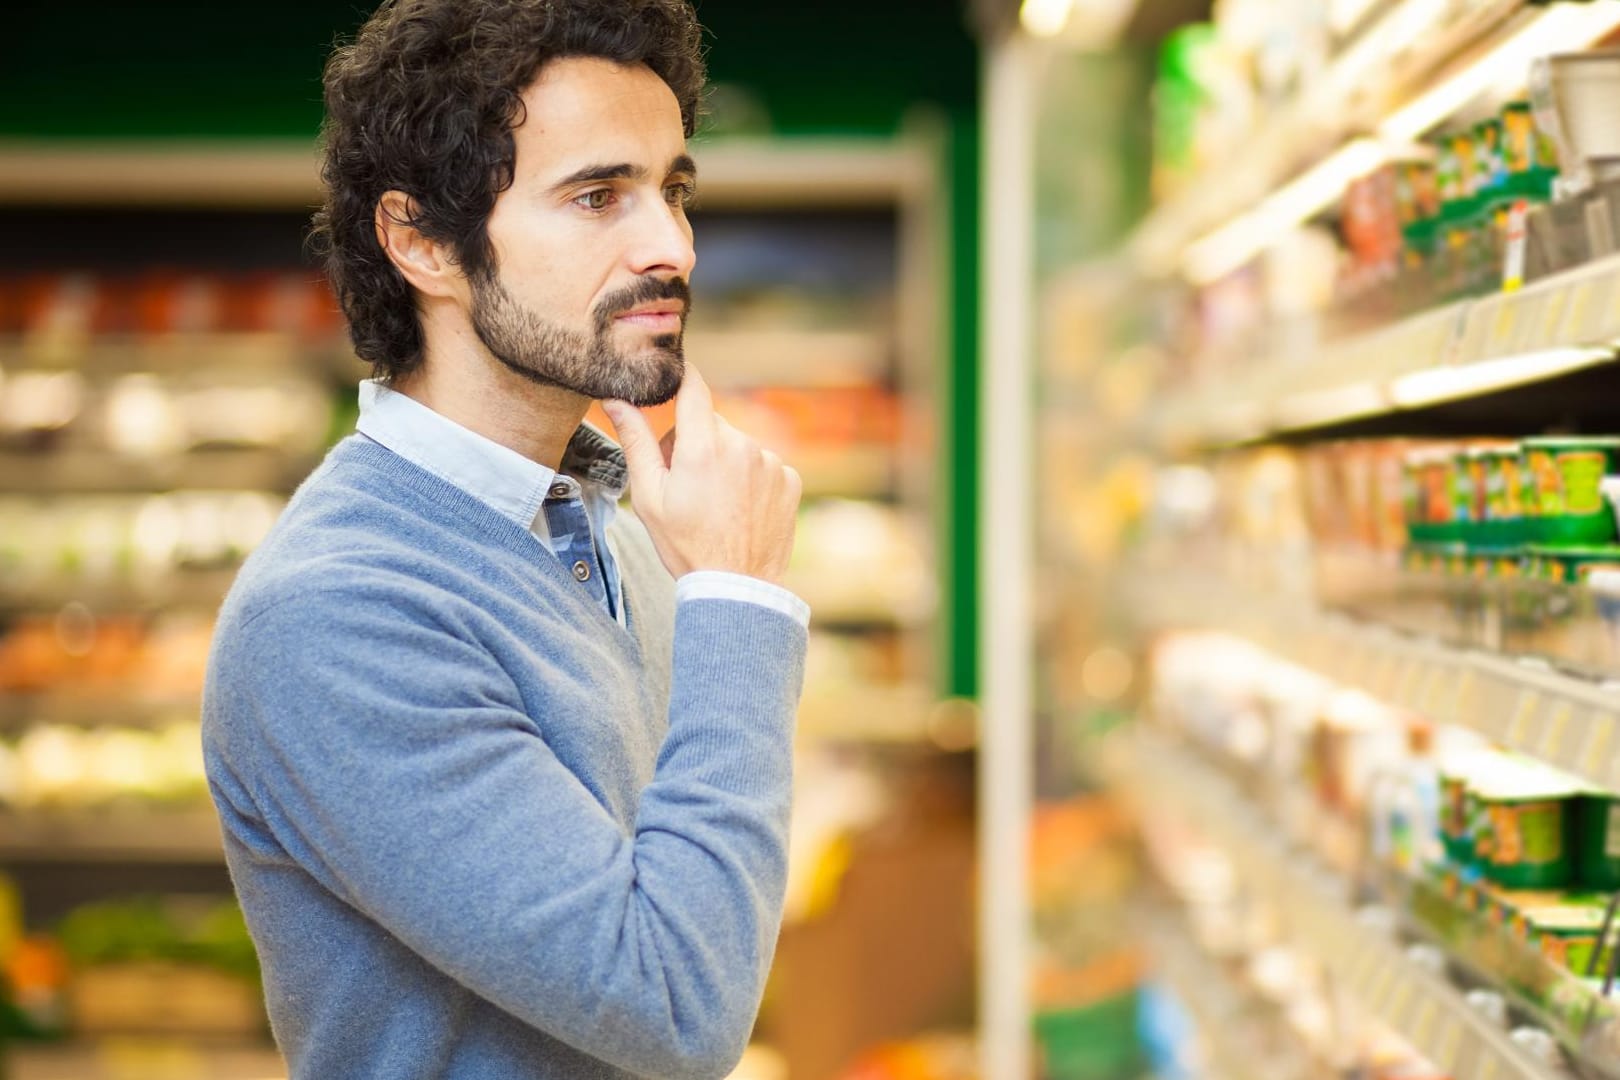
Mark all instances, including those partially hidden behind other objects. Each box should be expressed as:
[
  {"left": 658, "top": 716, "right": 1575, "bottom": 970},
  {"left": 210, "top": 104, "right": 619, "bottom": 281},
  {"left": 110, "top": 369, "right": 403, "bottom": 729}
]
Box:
[{"left": 354, "top": 380, "right": 810, "bottom": 628}]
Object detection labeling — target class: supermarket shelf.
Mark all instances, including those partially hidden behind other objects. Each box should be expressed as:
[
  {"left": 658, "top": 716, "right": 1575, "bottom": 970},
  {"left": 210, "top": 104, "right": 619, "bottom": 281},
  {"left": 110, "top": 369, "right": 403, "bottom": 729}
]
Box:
[
  {"left": 1126, "top": 0, "right": 1524, "bottom": 276},
  {"left": 0, "top": 692, "right": 198, "bottom": 732},
  {"left": 0, "top": 448, "right": 317, "bottom": 494},
  {"left": 1100, "top": 726, "right": 1565, "bottom": 1080},
  {"left": 1138, "top": 906, "right": 1277, "bottom": 1080},
  {"left": 1131, "top": 573, "right": 1620, "bottom": 805},
  {"left": 686, "top": 327, "right": 892, "bottom": 388},
  {"left": 0, "top": 137, "right": 932, "bottom": 209},
  {"left": 0, "top": 806, "right": 223, "bottom": 862},
  {"left": 0, "top": 332, "right": 358, "bottom": 377},
  {"left": 0, "top": 568, "right": 240, "bottom": 611},
  {"left": 796, "top": 683, "right": 938, "bottom": 744},
  {"left": 794, "top": 446, "right": 894, "bottom": 499},
  {"left": 6, "top": 1041, "right": 285, "bottom": 1080},
  {"left": 1155, "top": 252, "right": 1620, "bottom": 449}
]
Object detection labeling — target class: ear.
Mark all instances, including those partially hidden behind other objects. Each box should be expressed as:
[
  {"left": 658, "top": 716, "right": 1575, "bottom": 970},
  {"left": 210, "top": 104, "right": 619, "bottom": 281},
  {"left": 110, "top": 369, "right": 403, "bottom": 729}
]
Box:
[{"left": 374, "top": 191, "right": 464, "bottom": 300}]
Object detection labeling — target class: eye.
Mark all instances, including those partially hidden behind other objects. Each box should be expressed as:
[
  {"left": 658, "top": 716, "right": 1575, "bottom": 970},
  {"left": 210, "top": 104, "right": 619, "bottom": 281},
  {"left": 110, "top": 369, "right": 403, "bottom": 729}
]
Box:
[
  {"left": 665, "top": 181, "right": 696, "bottom": 208},
  {"left": 574, "top": 189, "right": 614, "bottom": 211}
]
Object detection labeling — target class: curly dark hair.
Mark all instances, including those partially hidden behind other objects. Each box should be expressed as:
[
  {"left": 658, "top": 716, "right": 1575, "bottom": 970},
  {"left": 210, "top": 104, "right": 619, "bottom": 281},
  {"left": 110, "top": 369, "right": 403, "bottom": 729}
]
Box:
[{"left": 310, "top": 0, "right": 707, "bottom": 384}]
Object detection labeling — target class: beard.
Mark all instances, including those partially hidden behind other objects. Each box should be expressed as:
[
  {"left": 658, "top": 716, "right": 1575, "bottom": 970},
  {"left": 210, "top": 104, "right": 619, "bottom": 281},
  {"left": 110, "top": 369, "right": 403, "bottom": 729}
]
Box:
[{"left": 468, "top": 270, "right": 689, "bottom": 407}]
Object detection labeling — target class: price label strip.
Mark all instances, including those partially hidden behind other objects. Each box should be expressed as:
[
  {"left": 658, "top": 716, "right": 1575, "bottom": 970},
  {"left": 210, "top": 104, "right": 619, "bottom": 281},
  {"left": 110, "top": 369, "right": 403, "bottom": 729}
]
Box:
[
  {"left": 1506, "top": 690, "right": 1540, "bottom": 749},
  {"left": 1434, "top": 1017, "right": 1464, "bottom": 1073},
  {"left": 1409, "top": 997, "right": 1438, "bottom": 1050},
  {"left": 1583, "top": 711, "right": 1616, "bottom": 785},
  {"left": 1565, "top": 281, "right": 1596, "bottom": 342},
  {"left": 1538, "top": 700, "right": 1574, "bottom": 765},
  {"left": 1539, "top": 286, "right": 1571, "bottom": 347},
  {"left": 1421, "top": 663, "right": 1454, "bottom": 720}
]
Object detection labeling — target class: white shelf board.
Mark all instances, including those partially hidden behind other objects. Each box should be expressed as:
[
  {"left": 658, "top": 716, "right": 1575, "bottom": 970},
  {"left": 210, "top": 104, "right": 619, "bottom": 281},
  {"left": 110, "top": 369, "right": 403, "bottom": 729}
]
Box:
[
  {"left": 1102, "top": 726, "right": 1568, "bottom": 1080},
  {"left": 1132, "top": 574, "right": 1620, "bottom": 796},
  {"left": 1157, "top": 253, "right": 1620, "bottom": 448},
  {"left": 0, "top": 448, "right": 317, "bottom": 495},
  {"left": 0, "top": 806, "right": 223, "bottom": 862}
]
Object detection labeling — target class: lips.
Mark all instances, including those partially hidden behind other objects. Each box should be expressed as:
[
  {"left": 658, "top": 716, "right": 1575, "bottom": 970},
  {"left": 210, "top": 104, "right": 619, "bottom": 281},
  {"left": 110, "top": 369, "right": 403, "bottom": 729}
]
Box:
[{"left": 615, "top": 304, "right": 685, "bottom": 331}]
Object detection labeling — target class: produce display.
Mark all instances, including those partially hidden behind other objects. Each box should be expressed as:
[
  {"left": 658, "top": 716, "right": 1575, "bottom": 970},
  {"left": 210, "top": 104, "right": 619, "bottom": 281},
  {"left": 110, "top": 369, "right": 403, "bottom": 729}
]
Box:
[{"left": 0, "top": 885, "right": 264, "bottom": 1043}]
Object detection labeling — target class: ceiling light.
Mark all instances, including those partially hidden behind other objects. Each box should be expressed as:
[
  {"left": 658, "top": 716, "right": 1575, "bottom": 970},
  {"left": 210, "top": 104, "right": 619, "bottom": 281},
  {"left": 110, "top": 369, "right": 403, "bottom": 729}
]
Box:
[{"left": 1020, "top": 0, "right": 1074, "bottom": 38}]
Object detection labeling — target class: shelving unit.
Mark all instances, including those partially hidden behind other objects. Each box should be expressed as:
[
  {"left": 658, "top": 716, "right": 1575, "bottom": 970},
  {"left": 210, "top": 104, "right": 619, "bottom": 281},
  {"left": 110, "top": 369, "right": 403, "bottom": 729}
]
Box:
[
  {"left": 0, "top": 132, "right": 959, "bottom": 1080},
  {"left": 0, "top": 808, "right": 222, "bottom": 863},
  {"left": 1153, "top": 251, "right": 1620, "bottom": 449},
  {"left": 1126, "top": 0, "right": 1529, "bottom": 277},
  {"left": 1134, "top": 905, "right": 1273, "bottom": 1080},
  {"left": 1132, "top": 572, "right": 1620, "bottom": 796},
  {"left": 984, "top": 1, "right": 1620, "bottom": 1076},
  {"left": 1101, "top": 726, "right": 1570, "bottom": 1080}
]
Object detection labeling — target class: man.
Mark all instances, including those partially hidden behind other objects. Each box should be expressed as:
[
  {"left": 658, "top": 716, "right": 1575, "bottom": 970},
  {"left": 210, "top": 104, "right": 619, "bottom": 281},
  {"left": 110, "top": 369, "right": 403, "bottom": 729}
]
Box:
[{"left": 200, "top": 2, "right": 808, "bottom": 1077}]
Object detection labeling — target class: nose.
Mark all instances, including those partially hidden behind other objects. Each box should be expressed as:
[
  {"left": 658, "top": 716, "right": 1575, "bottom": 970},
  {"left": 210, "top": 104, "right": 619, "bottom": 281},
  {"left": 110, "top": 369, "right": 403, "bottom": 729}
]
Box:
[{"left": 626, "top": 193, "right": 696, "bottom": 280}]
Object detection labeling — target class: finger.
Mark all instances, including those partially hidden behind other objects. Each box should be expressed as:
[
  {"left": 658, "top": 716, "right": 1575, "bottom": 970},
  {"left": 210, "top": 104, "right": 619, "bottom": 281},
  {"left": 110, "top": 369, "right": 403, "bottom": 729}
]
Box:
[
  {"left": 671, "top": 364, "right": 716, "bottom": 458},
  {"left": 659, "top": 425, "right": 678, "bottom": 469},
  {"left": 601, "top": 400, "right": 667, "bottom": 494}
]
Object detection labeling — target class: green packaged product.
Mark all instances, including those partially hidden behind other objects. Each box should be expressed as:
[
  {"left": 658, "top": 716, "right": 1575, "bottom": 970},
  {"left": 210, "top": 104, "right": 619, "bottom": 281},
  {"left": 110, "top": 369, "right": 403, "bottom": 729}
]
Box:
[
  {"left": 1576, "top": 792, "right": 1620, "bottom": 890},
  {"left": 1504, "top": 103, "right": 1537, "bottom": 174},
  {"left": 1523, "top": 437, "right": 1620, "bottom": 546},
  {"left": 1519, "top": 902, "right": 1615, "bottom": 976},
  {"left": 1454, "top": 448, "right": 1489, "bottom": 545},
  {"left": 1440, "top": 769, "right": 1474, "bottom": 865},
  {"left": 1483, "top": 445, "right": 1530, "bottom": 546},
  {"left": 1530, "top": 546, "right": 1620, "bottom": 584},
  {"left": 1476, "top": 118, "right": 1507, "bottom": 195},
  {"left": 1475, "top": 765, "right": 1579, "bottom": 889}
]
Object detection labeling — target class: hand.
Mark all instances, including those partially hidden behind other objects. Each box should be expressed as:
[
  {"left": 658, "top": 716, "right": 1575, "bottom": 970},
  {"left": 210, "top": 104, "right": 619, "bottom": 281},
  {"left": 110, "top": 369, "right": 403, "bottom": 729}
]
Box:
[{"left": 602, "top": 366, "right": 801, "bottom": 585}]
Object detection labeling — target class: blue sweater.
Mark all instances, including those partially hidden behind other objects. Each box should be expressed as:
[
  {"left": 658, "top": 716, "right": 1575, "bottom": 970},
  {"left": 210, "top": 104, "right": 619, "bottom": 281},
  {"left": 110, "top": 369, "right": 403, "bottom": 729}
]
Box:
[{"left": 201, "top": 436, "right": 807, "bottom": 1080}]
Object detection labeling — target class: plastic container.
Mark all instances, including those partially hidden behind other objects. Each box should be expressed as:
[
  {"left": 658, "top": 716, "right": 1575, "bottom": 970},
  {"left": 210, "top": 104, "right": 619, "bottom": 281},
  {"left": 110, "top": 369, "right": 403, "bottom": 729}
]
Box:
[
  {"left": 1523, "top": 437, "right": 1620, "bottom": 546},
  {"left": 1532, "top": 50, "right": 1620, "bottom": 185}
]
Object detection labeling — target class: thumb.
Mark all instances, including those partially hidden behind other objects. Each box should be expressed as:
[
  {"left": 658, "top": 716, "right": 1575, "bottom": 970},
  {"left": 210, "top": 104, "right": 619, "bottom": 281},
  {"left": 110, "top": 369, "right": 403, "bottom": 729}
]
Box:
[{"left": 602, "top": 400, "right": 666, "bottom": 496}]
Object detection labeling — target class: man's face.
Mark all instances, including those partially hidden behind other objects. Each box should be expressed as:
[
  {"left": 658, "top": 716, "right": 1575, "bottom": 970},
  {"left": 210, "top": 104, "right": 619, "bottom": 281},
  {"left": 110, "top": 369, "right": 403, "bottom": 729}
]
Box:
[{"left": 472, "top": 57, "right": 696, "bottom": 406}]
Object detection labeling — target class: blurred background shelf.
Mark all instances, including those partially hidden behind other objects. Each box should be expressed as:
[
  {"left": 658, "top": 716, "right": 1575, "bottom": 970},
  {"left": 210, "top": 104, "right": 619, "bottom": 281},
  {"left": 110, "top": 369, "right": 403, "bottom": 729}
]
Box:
[
  {"left": 0, "top": 332, "right": 359, "bottom": 378},
  {"left": 5, "top": 1042, "right": 285, "bottom": 1080},
  {"left": 682, "top": 328, "right": 892, "bottom": 388},
  {"left": 1101, "top": 727, "right": 1569, "bottom": 1080},
  {"left": 0, "top": 569, "right": 241, "bottom": 612},
  {"left": 0, "top": 693, "right": 196, "bottom": 733},
  {"left": 0, "top": 450, "right": 318, "bottom": 496},
  {"left": 0, "top": 808, "right": 222, "bottom": 863}
]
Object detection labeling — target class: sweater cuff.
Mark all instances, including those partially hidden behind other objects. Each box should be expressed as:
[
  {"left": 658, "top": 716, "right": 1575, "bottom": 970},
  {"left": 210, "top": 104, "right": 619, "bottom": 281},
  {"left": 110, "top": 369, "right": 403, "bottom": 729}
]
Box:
[{"left": 676, "top": 570, "right": 811, "bottom": 630}]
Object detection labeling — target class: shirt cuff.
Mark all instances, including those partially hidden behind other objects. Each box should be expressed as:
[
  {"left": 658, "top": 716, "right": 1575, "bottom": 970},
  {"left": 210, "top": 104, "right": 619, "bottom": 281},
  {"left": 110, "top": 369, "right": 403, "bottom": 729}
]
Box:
[{"left": 676, "top": 570, "right": 811, "bottom": 630}]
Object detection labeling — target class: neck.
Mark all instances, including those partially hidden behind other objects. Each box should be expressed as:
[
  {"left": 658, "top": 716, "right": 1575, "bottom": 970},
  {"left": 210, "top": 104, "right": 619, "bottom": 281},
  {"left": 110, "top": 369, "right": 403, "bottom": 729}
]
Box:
[{"left": 398, "top": 307, "right": 590, "bottom": 472}]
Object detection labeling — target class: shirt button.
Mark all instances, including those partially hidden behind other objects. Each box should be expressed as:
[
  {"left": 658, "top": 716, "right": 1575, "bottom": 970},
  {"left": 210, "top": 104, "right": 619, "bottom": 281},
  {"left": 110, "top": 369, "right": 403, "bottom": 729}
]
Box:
[
  {"left": 548, "top": 482, "right": 572, "bottom": 499},
  {"left": 572, "top": 560, "right": 591, "bottom": 582}
]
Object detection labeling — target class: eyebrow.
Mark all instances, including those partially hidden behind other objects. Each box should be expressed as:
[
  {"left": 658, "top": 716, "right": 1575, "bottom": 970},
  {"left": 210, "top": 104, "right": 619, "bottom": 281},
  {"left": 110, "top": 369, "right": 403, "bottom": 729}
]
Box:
[{"left": 549, "top": 153, "right": 698, "bottom": 193}]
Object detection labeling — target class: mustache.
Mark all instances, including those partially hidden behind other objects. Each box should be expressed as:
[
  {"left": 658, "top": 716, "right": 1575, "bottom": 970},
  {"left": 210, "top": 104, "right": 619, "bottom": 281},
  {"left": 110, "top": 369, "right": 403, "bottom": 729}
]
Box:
[{"left": 594, "top": 277, "right": 692, "bottom": 333}]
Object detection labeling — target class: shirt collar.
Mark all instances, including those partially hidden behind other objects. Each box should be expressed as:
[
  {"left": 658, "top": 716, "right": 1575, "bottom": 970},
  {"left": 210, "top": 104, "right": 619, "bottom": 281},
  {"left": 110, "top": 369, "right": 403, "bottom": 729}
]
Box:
[{"left": 354, "top": 380, "right": 627, "bottom": 530}]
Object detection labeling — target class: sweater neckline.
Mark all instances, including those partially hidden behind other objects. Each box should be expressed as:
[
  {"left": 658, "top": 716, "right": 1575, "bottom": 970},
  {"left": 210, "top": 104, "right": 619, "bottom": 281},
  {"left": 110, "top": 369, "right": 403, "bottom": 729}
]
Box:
[{"left": 331, "top": 436, "right": 644, "bottom": 652}]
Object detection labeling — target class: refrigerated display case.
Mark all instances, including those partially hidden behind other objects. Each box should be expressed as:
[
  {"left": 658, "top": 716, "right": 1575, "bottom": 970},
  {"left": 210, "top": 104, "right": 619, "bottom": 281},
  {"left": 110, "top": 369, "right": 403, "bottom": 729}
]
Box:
[{"left": 984, "top": 2, "right": 1620, "bottom": 1078}]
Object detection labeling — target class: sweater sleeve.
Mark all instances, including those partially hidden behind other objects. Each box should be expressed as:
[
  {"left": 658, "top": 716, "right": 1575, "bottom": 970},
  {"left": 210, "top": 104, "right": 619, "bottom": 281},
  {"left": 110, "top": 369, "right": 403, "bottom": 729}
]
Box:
[{"left": 214, "top": 579, "right": 806, "bottom": 1080}]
